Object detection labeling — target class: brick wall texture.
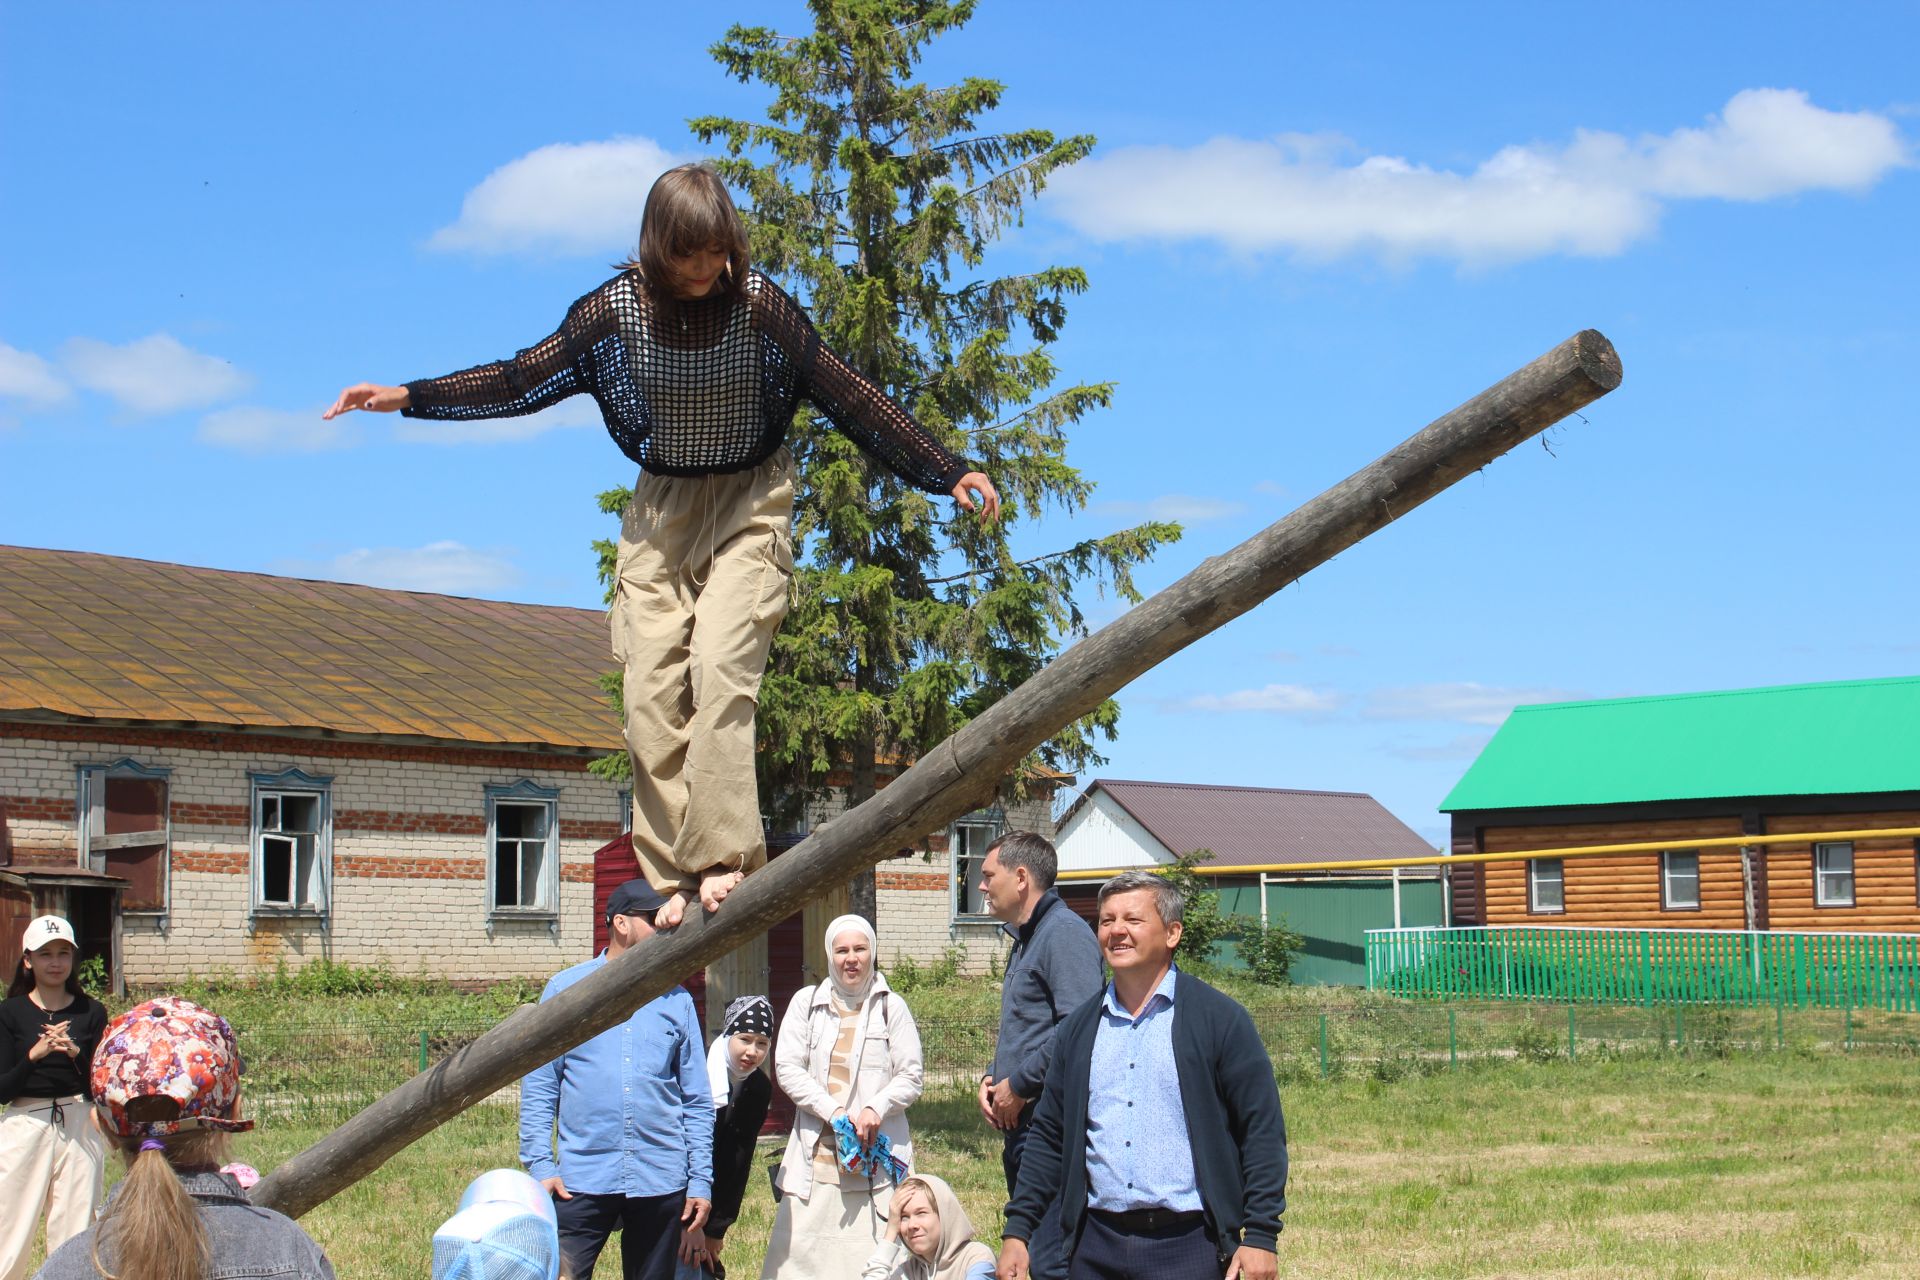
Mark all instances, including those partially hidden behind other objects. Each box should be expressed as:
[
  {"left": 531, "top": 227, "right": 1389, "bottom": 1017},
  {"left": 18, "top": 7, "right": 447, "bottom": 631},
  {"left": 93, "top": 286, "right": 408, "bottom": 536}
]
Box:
[
  {"left": 4, "top": 719, "right": 1061, "bottom": 983},
  {"left": 2, "top": 721, "right": 618, "bottom": 983}
]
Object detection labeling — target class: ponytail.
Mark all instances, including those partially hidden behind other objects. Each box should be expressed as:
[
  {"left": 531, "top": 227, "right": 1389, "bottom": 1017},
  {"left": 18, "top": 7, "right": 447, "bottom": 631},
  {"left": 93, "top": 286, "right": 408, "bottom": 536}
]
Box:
[{"left": 90, "top": 1130, "right": 230, "bottom": 1280}]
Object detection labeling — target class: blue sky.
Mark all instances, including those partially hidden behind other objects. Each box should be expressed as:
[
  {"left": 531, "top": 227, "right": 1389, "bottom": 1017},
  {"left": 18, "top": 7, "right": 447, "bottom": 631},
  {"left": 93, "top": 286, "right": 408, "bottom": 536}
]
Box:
[{"left": 4, "top": 2, "right": 1915, "bottom": 846}]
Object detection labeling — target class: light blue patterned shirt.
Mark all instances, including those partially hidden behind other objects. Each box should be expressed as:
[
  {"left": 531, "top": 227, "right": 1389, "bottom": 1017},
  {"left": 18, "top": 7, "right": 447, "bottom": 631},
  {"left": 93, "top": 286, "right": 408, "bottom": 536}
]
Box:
[
  {"left": 1084, "top": 964, "right": 1200, "bottom": 1213},
  {"left": 519, "top": 954, "right": 714, "bottom": 1200}
]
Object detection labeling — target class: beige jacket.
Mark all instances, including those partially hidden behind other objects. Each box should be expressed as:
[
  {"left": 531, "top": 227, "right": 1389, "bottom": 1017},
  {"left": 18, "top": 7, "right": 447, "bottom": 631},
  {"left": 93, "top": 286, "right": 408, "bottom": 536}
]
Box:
[{"left": 773, "top": 973, "right": 924, "bottom": 1201}]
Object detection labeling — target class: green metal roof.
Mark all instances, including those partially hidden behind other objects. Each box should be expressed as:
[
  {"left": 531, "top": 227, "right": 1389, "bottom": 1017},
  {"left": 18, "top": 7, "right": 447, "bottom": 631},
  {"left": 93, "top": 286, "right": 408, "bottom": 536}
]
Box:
[{"left": 1440, "top": 676, "right": 1920, "bottom": 812}]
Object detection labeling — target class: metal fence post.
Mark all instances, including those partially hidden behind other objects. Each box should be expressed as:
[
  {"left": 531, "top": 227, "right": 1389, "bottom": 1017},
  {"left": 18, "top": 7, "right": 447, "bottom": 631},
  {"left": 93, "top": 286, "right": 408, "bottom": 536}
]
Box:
[
  {"left": 418, "top": 1030, "right": 429, "bottom": 1074},
  {"left": 1318, "top": 1014, "right": 1329, "bottom": 1079},
  {"left": 1844, "top": 1005, "right": 1853, "bottom": 1052},
  {"left": 1776, "top": 1000, "right": 1784, "bottom": 1051},
  {"left": 1676, "top": 1007, "right": 1684, "bottom": 1050},
  {"left": 1448, "top": 1008, "right": 1457, "bottom": 1070},
  {"left": 1567, "top": 1004, "right": 1576, "bottom": 1061}
]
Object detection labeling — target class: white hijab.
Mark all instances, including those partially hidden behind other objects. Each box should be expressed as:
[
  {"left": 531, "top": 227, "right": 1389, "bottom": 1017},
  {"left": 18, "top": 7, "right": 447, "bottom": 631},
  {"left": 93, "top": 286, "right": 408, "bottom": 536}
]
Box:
[{"left": 824, "top": 913, "right": 879, "bottom": 1006}]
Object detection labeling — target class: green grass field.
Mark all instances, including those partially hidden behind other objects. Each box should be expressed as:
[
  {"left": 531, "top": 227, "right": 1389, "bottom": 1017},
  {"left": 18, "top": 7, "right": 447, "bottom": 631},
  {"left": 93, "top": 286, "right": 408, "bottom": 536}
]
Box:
[{"left": 32, "top": 1049, "right": 1915, "bottom": 1279}]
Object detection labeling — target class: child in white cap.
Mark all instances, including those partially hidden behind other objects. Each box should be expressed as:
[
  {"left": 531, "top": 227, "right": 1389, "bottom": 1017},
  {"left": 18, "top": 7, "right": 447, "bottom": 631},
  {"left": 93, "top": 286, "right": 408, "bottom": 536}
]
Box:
[{"left": 433, "top": 1168, "right": 563, "bottom": 1280}]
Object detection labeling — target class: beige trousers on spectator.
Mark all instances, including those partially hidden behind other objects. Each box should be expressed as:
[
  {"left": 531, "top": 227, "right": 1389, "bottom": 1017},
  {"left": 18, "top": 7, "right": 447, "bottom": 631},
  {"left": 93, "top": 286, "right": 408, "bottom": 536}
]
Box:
[
  {"left": 612, "top": 449, "right": 794, "bottom": 897},
  {"left": 0, "top": 1095, "right": 106, "bottom": 1280}
]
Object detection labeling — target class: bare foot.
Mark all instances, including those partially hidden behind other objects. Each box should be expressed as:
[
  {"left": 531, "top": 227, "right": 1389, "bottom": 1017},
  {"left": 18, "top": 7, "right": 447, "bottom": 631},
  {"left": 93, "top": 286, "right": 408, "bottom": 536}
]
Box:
[
  {"left": 654, "top": 891, "right": 691, "bottom": 930},
  {"left": 699, "top": 869, "right": 745, "bottom": 913}
]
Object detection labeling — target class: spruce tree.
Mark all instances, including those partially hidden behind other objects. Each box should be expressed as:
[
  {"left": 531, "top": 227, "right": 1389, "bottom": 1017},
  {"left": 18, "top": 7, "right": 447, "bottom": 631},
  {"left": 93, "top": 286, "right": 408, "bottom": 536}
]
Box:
[{"left": 595, "top": 0, "right": 1178, "bottom": 920}]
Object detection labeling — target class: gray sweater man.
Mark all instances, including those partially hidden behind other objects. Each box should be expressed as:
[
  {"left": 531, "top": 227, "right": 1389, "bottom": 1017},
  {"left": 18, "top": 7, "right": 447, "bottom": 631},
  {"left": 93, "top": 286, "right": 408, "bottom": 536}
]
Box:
[{"left": 977, "top": 831, "right": 1104, "bottom": 1280}]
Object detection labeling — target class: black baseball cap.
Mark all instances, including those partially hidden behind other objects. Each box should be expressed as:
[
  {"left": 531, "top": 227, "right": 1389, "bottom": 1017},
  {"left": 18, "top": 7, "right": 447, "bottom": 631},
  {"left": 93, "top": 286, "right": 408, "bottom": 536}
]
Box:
[{"left": 606, "top": 878, "right": 669, "bottom": 922}]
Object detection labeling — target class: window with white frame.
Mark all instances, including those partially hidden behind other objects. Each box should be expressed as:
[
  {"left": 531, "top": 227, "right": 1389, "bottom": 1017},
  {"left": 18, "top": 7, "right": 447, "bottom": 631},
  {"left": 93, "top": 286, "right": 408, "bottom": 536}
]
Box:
[
  {"left": 1661, "top": 849, "right": 1701, "bottom": 911},
  {"left": 487, "top": 781, "right": 560, "bottom": 916},
  {"left": 250, "top": 769, "right": 332, "bottom": 919},
  {"left": 77, "top": 759, "right": 171, "bottom": 914},
  {"left": 1814, "top": 841, "right": 1854, "bottom": 907},
  {"left": 1528, "top": 858, "right": 1565, "bottom": 914},
  {"left": 951, "top": 815, "right": 1001, "bottom": 919}
]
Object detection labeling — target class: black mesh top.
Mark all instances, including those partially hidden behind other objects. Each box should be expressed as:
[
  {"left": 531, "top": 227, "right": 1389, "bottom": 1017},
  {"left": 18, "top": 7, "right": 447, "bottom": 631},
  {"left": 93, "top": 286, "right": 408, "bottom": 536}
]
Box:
[{"left": 401, "top": 271, "right": 972, "bottom": 494}]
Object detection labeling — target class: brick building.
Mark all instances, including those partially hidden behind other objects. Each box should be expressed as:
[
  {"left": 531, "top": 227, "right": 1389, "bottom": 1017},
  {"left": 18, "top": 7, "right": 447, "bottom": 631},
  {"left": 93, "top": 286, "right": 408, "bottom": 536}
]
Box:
[{"left": 0, "top": 546, "right": 1057, "bottom": 993}]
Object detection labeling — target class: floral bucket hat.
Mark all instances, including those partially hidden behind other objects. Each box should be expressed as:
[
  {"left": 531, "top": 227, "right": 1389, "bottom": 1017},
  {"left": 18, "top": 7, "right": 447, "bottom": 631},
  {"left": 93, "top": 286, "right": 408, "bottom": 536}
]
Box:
[{"left": 91, "top": 996, "right": 254, "bottom": 1137}]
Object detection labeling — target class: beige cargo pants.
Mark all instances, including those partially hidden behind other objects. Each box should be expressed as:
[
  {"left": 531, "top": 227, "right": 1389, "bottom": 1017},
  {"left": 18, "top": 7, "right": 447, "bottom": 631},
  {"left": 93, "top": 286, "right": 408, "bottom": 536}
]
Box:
[{"left": 611, "top": 448, "right": 794, "bottom": 899}]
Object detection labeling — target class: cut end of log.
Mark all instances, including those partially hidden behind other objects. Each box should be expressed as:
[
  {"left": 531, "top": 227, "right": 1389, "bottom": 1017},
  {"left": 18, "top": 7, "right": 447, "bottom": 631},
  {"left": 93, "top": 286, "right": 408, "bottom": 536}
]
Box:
[{"left": 1572, "top": 329, "right": 1624, "bottom": 392}]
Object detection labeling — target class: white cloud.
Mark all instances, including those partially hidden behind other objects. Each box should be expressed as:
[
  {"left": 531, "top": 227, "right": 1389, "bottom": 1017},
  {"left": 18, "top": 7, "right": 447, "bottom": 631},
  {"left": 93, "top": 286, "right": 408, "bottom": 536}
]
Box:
[
  {"left": 198, "top": 405, "right": 361, "bottom": 453},
  {"left": 62, "top": 334, "right": 249, "bottom": 415},
  {"left": 1049, "top": 89, "right": 1909, "bottom": 264},
  {"left": 393, "top": 396, "right": 603, "bottom": 444},
  {"left": 275, "top": 541, "right": 522, "bottom": 596},
  {"left": 1364, "top": 682, "right": 1585, "bottom": 726},
  {"left": 1384, "top": 732, "right": 1494, "bottom": 763},
  {"left": 428, "top": 136, "right": 680, "bottom": 256},
  {"left": 1170, "top": 683, "right": 1345, "bottom": 715},
  {"left": 0, "top": 343, "right": 70, "bottom": 409}
]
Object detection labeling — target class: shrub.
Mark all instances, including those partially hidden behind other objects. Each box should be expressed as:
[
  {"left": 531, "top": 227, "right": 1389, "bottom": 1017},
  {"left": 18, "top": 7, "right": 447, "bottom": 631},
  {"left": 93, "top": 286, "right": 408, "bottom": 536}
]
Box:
[{"left": 1238, "top": 918, "right": 1306, "bottom": 986}]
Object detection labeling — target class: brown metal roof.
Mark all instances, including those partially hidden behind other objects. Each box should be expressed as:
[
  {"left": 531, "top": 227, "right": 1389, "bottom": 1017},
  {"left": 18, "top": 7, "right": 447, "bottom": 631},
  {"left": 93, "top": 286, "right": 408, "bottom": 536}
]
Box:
[
  {"left": 1068, "top": 778, "right": 1439, "bottom": 871},
  {"left": 0, "top": 545, "right": 622, "bottom": 752}
]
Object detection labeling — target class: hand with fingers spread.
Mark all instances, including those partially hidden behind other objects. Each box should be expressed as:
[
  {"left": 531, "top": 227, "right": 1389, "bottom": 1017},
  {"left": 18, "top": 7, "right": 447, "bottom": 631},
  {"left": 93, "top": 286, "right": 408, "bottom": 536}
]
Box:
[{"left": 323, "top": 383, "right": 409, "bottom": 419}]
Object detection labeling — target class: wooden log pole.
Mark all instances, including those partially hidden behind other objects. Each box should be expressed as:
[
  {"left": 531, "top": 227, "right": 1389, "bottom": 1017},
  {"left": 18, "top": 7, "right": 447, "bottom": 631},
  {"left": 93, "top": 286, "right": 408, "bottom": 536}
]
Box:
[{"left": 254, "top": 329, "right": 1622, "bottom": 1218}]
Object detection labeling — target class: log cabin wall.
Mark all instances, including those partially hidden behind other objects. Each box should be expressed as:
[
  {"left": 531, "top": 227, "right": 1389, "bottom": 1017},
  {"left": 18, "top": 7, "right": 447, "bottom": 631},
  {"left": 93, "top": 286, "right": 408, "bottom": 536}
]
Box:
[
  {"left": 1475, "top": 816, "right": 1747, "bottom": 928},
  {"left": 1761, "top": 808, "right": 1920, "bottom": 932}
]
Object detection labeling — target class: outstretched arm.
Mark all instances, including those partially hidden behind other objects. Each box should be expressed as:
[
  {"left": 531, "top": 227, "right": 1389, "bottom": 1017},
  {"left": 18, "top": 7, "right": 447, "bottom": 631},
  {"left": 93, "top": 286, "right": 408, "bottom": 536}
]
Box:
[
  {"left": 325, "top": 283, "right": 615, "bottom": 423},
  {"left": 754, "top": 279, "right": 998, "bottom": 520}
]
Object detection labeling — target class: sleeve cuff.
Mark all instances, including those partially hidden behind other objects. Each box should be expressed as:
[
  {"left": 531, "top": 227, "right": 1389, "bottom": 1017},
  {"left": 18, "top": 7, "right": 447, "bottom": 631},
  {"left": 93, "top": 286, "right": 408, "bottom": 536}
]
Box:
[{"left": 689, "top": 1181, "right": 713, "bottom": 1202}]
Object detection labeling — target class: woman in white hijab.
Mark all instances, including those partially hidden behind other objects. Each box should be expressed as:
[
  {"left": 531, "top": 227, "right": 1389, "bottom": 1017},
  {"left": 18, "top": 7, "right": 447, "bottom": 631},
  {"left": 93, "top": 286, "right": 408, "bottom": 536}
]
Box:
[
  {"left": 759, "top": 915, "right": 924, "bottom": 1280},
  {"left": 860, "top": 1173, "right": 996, "bottom": 1280}
]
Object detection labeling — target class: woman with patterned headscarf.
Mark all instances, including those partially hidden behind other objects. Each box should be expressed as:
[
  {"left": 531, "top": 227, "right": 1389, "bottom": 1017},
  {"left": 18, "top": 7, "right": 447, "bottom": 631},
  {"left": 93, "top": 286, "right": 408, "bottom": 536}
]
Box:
[
  {"left": 677, "top": 996, "right": 775, "bottom": 1279},
  {"left": 760, "top": 916, "right": 924, "bottom": 1279}
]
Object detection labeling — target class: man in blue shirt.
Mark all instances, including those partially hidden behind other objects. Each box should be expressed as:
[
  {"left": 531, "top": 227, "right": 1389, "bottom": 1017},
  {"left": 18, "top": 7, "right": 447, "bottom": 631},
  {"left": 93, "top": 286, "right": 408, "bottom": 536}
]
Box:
[
  {"left": 521, "top": 879, "right": 715, "bottom": 1280},
  {"left": 998, "top": 871, "right": 1287, "bottom": 1280}
]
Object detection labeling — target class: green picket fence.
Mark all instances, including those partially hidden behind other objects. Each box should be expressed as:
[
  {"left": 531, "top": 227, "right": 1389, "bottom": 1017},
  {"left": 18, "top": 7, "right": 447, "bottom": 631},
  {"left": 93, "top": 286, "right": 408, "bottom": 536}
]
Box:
[{"left": 1366, "top": 925, "right": 1920, "bottom": 1011}]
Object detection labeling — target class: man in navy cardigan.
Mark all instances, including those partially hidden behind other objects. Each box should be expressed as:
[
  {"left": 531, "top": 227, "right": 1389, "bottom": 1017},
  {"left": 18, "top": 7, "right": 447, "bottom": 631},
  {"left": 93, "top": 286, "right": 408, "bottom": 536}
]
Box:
[{"left": 997, "top": 871, "right": 1287, "bottom": 1280}]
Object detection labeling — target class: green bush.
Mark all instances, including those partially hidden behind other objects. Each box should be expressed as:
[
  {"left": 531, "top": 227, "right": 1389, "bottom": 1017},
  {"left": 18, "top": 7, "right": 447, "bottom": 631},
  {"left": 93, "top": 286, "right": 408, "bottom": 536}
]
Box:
[
  {"left": 1511, "top": 1015, "right": 1562, "bottom": 1063},
  {"left": 1237, "top": 918, "right": 1306, "bottom": 986}
]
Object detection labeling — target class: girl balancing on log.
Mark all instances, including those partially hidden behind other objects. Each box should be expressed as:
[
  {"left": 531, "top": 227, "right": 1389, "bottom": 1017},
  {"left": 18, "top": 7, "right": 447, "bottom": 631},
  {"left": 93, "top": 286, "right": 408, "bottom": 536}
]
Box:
[{"left": 326, "top": 163, "right": 998, "bottom": 929}]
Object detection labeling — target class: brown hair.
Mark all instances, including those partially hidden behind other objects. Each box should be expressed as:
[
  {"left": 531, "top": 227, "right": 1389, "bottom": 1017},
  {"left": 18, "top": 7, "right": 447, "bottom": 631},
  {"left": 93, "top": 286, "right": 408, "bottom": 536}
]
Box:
[
  {"left": 9, "top": 945, "right": 85, "bottom": 1000},
  {"left": 618, "top": 163, "right": 750, "bottom": 300},
  {"left": 90, "top": 1125, "right": 234, "bottom": 1280}
]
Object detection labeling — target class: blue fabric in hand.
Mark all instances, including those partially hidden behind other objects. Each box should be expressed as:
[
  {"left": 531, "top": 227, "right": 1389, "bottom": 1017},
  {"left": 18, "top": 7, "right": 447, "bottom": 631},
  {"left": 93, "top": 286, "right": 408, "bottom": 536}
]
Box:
[{"left": 831, "top": 1114, "right": 908, "bottom": 1183}]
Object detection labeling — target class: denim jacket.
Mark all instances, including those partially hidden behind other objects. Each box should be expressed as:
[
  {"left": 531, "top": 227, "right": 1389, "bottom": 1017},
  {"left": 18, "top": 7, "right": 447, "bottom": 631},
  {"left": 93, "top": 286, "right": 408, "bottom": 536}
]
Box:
[{"left": 36, "top": 1170, "right": 335, "bottom": 1280}]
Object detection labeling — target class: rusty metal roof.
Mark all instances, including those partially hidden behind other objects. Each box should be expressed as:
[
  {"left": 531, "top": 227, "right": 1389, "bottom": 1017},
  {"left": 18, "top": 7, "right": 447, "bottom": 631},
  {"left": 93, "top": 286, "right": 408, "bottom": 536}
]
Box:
[
  {"left": 0, "top": 545, "right": 622, "bottom": 752},
  {"left": 1065, "top": 778, "right": 1439, "bottom": 871}
]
